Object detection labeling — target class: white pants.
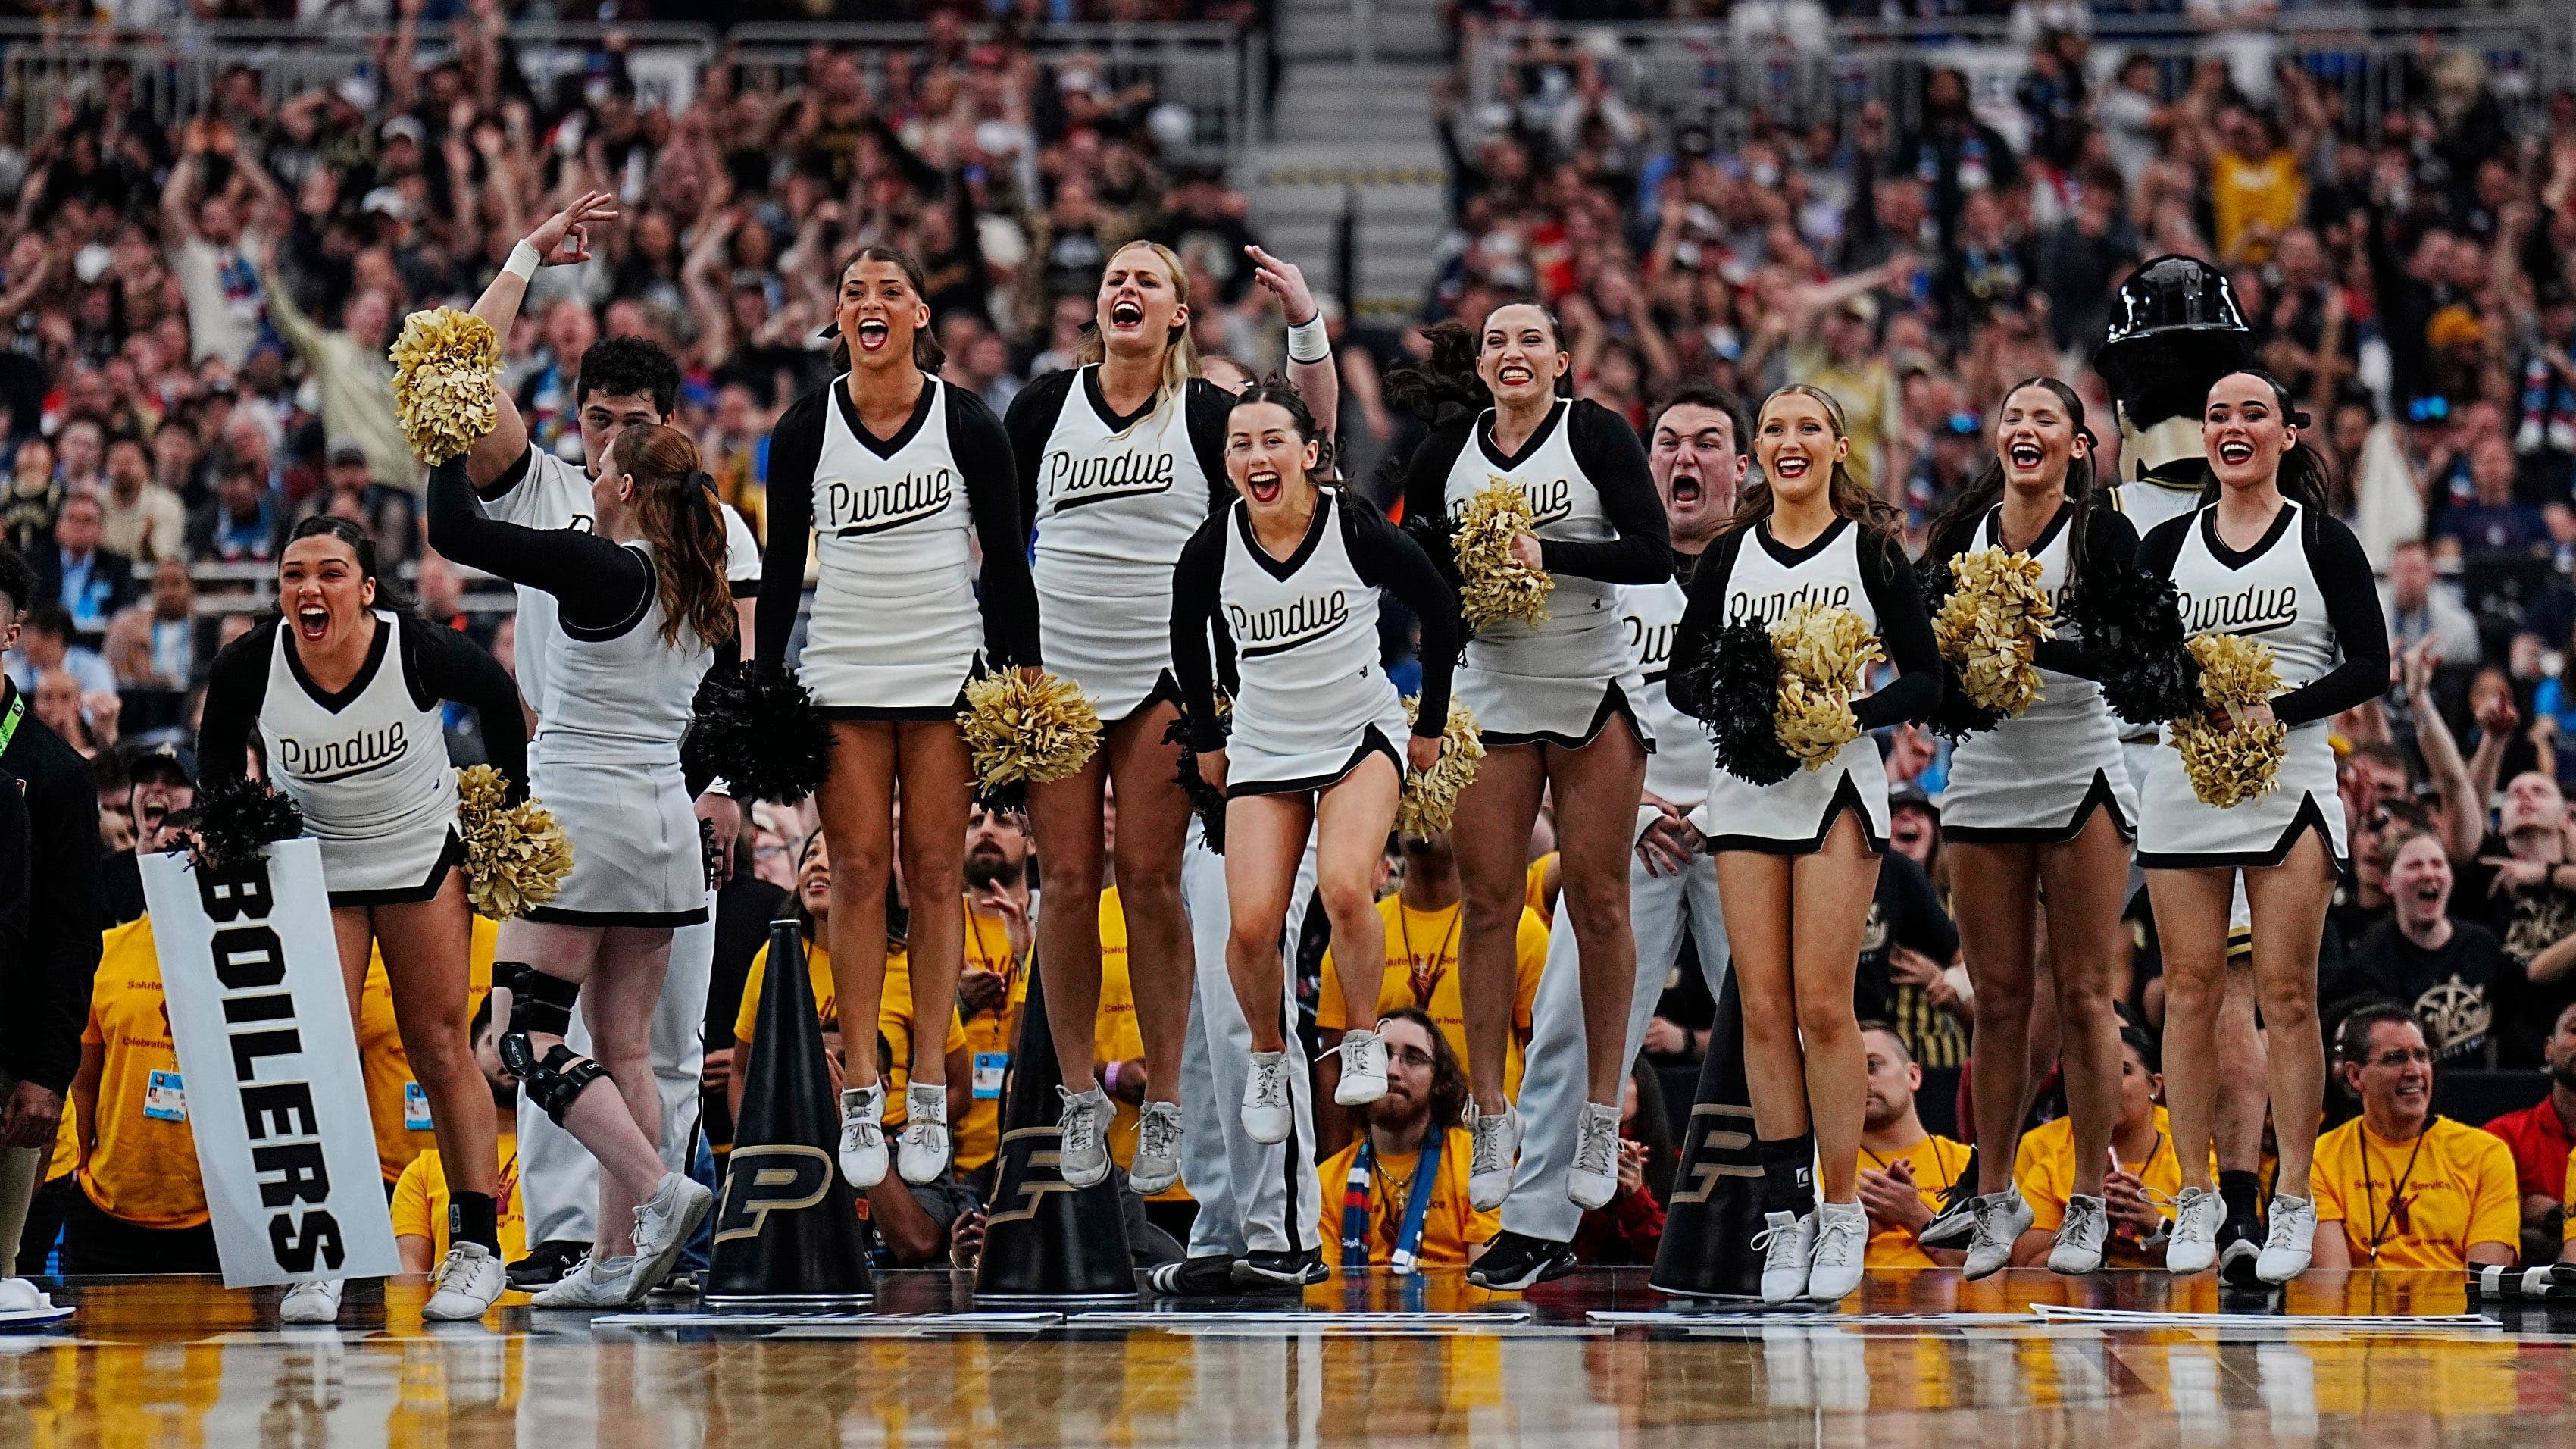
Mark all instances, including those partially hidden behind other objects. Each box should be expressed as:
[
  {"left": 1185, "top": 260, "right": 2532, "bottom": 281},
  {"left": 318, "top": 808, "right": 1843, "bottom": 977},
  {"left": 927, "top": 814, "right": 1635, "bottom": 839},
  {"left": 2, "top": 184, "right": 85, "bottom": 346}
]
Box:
[
  {"left": 1178, "top": 829, "right": 1324, "bottom": 1258},
  {"left": 517, "top": 906, "right": 714, "bottom": 1247},
  {"left": 1501, "top": 847, "right": 1729, "bottom": 1244}
]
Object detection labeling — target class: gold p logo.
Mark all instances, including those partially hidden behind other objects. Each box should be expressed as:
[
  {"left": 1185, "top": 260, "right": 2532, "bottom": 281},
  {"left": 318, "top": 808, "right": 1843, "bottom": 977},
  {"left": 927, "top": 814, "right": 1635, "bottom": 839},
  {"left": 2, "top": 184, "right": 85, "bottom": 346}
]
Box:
[{"left": 711, "top": 1144, "right": 833, "bottom": 1246}]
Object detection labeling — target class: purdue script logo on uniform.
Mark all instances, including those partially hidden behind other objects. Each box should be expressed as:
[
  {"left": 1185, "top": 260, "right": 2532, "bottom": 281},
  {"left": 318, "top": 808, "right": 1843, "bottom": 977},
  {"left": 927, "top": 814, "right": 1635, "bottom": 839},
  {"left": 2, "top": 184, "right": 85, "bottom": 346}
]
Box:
[
  {"left": 824, "top": 468, "right": 954, "bottom": 537},
  {"left": 1458, "top": 475, "right": 1575, "bottom": 527},
  {"left": 192, "top": 852, "right": 350, "bottom": 1273},
  {"left": 276, "top": 721, "right": 408, "bottom": 782},
  {"left": 1624, "top": 610, "right": 1678, "bottom": 684},
  {"left": 986, "top": 1124, "right": 1077, "bottom": 1226},
  {"left": 1227, "top": 591, "right": 1351, "bottom": 659},
  {"left": 711, "top": 1144, "right": 835, "bottom": 1247},
  {"left": 1668, "top": 1102, "right": 1761, "bottom": 1205},
  {"left": 2179, "top": 583, "right": 2299, "bottom": 637},
  {"left": 1045, "top": 445, "right": 1177, "bottom": 510},
  {"left": 1726, "top": 581, "right": 1853, "bottom": 627}
]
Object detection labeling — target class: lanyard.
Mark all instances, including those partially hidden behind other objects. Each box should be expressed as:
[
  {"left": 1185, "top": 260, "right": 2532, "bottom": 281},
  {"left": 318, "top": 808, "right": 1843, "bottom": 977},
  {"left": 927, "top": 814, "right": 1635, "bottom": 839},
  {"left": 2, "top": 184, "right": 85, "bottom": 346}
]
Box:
[
  {"left": 1342, "top": 1130, "right": 1445, "bottom": 1275},
  {"left": 0, "top": 688, "right": 22, "bottom": 756},
  {"left": 2361, "top": 1120, "right": 2432, "bottom": 1261},
  {"left": 1396, "top": 901, "right": 1462, "bottom": 1007}
]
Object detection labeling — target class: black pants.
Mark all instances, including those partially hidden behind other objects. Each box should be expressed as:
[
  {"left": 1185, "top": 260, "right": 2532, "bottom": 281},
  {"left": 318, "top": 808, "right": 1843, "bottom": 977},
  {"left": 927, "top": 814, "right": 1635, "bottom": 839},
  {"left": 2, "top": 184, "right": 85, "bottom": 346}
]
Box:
[
  {"left": 62, "top": 1188, "right": 221, "bottom": 1275},
  {"left": 14, "top": 1175, "right": 78, "bottom": 1275}
]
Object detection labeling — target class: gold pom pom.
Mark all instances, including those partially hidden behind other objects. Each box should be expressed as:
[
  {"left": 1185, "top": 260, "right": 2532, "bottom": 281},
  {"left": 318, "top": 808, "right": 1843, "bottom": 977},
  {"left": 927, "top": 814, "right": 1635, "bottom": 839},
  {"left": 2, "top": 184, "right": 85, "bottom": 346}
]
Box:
[
  {"left": 1396, "top": 696, "right": 1487, "bottom": 837},
  {"left": 960, "top": 669, "right": 1103, "bottom": 800},
  {"left": 2171, "top": 632, "right": 2290, "bottom": 808},
  {"left": 389, "top": 308, "right": 502, "bottom": 464},
  {"left": 1455, "top": 480, "right": 1555, "bottom": 631},
  {"left": 1934, "top": 546, "right": 2056, "bottom": 718},
  {"left": 1771, "top": 603, "right": 1884, "bottom": 768},
  {"left": 455, "top": 765, "right": 573, "bottom": 920}
]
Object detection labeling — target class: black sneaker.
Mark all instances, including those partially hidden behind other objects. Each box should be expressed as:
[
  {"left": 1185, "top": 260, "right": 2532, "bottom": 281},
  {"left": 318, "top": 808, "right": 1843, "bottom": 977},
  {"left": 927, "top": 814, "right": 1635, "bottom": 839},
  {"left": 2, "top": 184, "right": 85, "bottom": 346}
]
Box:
[
  {"left": 505, "top": 1239, "right": 592, "bottom": 1291},
  {"left": 1147, "top": 1255, "right": 1245, "bottom": 1297},
  {"left": 1465, "top": 1231, "right": 1579, "bottom": 1291},
  {"left": 1233, "top": 1248, "right": 1328, "bottom": 1290},
  {"left": 2217, "top": 1204, "right": 2265, "bottom": 1289},
  {"left": 1916, "top": 1148, "right": 1983, "bottom": 1250}
]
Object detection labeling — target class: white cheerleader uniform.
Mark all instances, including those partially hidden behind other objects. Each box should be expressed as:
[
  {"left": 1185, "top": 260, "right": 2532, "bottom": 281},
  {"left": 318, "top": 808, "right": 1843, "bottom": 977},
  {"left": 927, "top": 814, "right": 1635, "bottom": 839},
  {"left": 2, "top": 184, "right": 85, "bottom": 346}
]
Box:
[
  {"left": 1402, "top": 398, "right": 1671, "bottom": 748},
  {"left": 1673, "top": 517, "right": 1941, "bottom": 854},
  {"left": 1170, "top": 488, "right": 1458, "bottom": 797},
  {"left": 2135, "top": 500, "right": 2390, "bottom": 868},
  {"left": 755, "top": 377, "right": 1040, "bottom": 716},
  {"left": 1009, "top": 368, "right": 1234, "bottom": 722},
  {"left": 199, "top": 609, "right": 527, "bottom": 906},
  {"left": 1934, "top": 502, "right": 2143, "bottom": 843}
]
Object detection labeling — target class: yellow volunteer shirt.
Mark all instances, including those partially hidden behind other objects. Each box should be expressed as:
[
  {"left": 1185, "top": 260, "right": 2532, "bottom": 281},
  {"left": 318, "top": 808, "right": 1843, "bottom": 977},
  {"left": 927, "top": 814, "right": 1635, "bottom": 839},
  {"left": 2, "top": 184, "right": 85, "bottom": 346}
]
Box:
[
  {"left": 734, "top": 934, "right": 968, "bottom": 1131},
  {"left": 2311, "top": 1115, "right": 2521, "bottom": 1269},
  {"left": 360, "top": 915, "right": 499, "bottom": 1182},
  {"left": 1857, "top": 1134, "right": 1970, "bottom": 1268},
  {"left": 956, "top": 899, "right": 1024, "bottom": 1174},
  {"left": 1316, "top": 896, "right": 1548, "bottom": 1098},
  {"left": 389, "top": 1131, "right": 527, "bottom": 1264},
  {"left": 1524, "top": 853, "right": 1558, "bottom": 925},
  {"left": 1006, "top": 886, "right": 1186, "bottom": 1201},
  {"left": 1316, "top": 1125, "right": 1497, "bottom": 1270},
  {"left": 78, "top": 918, "right": 207, "bottom": 1229},
  {"left": 2209, "top": 149, "right": 2305, "bottom": 263},
  {"left": 2015, "top": 1106, "right": 2198, "bottom": 1266}
]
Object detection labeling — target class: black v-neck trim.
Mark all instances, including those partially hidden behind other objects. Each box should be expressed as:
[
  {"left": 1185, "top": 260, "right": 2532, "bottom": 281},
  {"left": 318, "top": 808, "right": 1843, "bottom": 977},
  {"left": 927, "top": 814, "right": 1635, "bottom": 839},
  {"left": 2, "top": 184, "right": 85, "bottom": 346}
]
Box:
[
  {"left": 286, "top": 609, "right": 392, "bottom": 715},
  {"left": 1756, "top": 514, "right": 1852, "bottom": 568},
  {"left": 2201, "top": 499, "right": 2296, "bottom": 571},
  {"left": 1236, "top": 490, "right": 1333, "bottom": 582},
  {"left": 1081, "top": 365, "right": 1161, "bottom": 434},
  {"left": 834, "top": 374, "right": 937, "bottom": 460},
  {"left": 1986, "top": 500, "right": 2071, "bottom": 556},
  {"left": 1477, "top": 399, "right": 1566, "bottom": 472}
]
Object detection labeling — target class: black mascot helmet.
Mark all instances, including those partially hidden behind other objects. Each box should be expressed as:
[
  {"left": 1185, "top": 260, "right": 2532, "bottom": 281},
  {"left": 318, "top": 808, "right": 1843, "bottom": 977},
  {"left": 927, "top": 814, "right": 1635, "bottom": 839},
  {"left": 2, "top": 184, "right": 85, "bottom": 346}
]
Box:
[{"left": 2094, "top": 255, "right": 2255, "bottom": 427}]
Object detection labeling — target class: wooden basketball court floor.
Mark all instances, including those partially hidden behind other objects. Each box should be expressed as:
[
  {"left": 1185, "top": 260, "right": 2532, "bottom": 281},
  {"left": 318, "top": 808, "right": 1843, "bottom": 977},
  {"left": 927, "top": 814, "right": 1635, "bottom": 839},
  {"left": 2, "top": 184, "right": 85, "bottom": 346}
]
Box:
[{"left": 4, "top": 1267, "right": 2572, "bottom": 1446}]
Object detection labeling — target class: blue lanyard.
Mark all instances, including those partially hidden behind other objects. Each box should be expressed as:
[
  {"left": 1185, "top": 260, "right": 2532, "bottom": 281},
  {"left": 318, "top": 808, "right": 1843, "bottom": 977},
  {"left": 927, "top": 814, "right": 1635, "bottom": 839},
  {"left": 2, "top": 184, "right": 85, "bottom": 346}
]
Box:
[{"left": 1342, "top": 1129, "right": 1443, "bottom": 1275}]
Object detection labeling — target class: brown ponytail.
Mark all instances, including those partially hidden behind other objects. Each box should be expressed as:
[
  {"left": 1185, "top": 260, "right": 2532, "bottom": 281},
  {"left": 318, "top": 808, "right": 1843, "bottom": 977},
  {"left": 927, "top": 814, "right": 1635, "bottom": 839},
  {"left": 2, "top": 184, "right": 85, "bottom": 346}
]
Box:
[{"left": 608, "top": 424, "right": 736, "bottom": 651}]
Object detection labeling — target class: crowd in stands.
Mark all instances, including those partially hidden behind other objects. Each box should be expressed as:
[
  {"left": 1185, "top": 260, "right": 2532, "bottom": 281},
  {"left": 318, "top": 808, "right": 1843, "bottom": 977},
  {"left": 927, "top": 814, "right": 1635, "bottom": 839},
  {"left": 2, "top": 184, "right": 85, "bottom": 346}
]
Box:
[{"left": 7, "top": 0, "right": 2576, "bottom": 1278}]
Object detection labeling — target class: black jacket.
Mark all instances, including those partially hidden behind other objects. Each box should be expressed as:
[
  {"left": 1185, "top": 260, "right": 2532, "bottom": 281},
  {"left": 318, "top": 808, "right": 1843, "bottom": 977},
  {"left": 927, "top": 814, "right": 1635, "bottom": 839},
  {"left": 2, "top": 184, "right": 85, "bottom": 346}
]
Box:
[{"left": 0, "top": 680, "right": 99, "bottom": 1093}]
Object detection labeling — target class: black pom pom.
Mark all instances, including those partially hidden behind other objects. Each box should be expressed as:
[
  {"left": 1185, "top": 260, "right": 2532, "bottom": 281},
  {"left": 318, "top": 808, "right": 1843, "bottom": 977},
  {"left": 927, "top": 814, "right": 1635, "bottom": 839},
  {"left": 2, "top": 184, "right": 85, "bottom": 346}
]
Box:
[
  {"left": 684, "top": 662, "right": 834, "bottom": 805},
  {"left": 191, "top": 778, "right": 305, "bottom": 871},
  {"left": 1164, "top": 714, "right": 1228, "bottom": 854},
  {"left": 1679, "top": 618, "right": 1799, "bottom": 787},
  {"left": 2065, "top": 559, "right": 2202, "bottom": 726}
]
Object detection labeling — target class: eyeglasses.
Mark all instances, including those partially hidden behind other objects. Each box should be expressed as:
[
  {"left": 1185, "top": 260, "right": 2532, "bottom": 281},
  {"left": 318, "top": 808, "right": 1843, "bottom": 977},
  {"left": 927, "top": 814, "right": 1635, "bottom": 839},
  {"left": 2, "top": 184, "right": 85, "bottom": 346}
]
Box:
[
  {"left": 1384, "top": 1047, "right": 1437, "bottom": 1070},
  {"left": 2365, "top": 1048, "right": 2434, "bottom": 1069}
]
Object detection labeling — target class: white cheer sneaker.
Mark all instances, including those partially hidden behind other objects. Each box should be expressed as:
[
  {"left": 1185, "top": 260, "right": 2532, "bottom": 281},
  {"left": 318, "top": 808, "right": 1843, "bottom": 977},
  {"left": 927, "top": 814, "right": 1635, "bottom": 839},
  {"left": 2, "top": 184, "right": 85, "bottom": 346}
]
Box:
[
  {"left": 899, "top": 1083, "right": 951, "bottom": 1184},
  {"left": 278, "top": 1278, "right": 344, "bottom": 1324},
  {"left": 421, "top": 1241, "right": 508, "bottom": 1322},
  {"left": 839, "top": 1082, "right": 888, "bottom": 1188},
  {"left": 1129, "top": 1101, "right": 1186, "bottom": 1195},
  {"left": 1055, "top": 1084, "right": 1114, "bottom": 1188},
  {"left": 1567, "top": 1102, "right": 1622, "bottom": 1210},
  {"left": 2256, "top": 1194, "right": 2317, "bottom": 1284},
  {"left": 1755, "top": 1210, "right": 1816, "bottom": 1303},
  {"left": 2165, "top": 1186, "right": 2226, "bottom": 1275},
  {"left": 2049, "top": 1194, "right": 2111, "bottom": 1275},
  {"left": 1466, "top": 1105, "right": 1524, "bottom": 1212},
  {"left": 1805, "top": 1201, "right": 1868, "bottom": 1304},
  {"left": 1962, "top": 1188, "right": 2034, "bottom": 1281},
  {"left": 627, "top": 1172, "right": 715, "bottom": 1298},
  {"left": 1241, "top": 1051, "right": 1293, "bottom": 1144},
  {"left": 1333, "top": 1028, "right": 1387, "bottom": 1106}
]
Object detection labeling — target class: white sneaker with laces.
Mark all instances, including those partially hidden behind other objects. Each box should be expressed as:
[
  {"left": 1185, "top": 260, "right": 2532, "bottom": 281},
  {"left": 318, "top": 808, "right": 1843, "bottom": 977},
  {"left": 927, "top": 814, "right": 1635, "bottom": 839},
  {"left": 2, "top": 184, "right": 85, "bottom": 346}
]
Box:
[
  {"left": 1055, "top": 1084, "right": 1114, "bottom": 1189},
  {"left": 2049, "top": 1194, "right": 2110, "bottom": 1275},
  {"left": 1129, "top": 1101, "right": 1186, "bottom": 1195},
  {"left": 2165, "top": 1186, "right": 2226, "bottom": 1275},
  {"left": 0, "top": 1278, "right": 55, "bottom": 1313},
  {"left": 279, "top": 1278, "right": 344, "bottom": 1324},
  {"left": 838, "top": 1083, "right": 887, "bottom": 1188},
  {"left": 1334, "top": 1028, "right": 1388, "bottom": 1106},
  {"left": 1806, "top": 1201, "right": 1868, "bottom": 1303},
  {"left": 1467, "top": 1105, "right": 1523, "bottom": 1211},
  {"left": 2255, "top": 1194, "right": 2317, "bottom": 1284},
  {"left": 532, "top": 1253, "right": 639, "bottom": 1308},
  {"left": 1567, "top": 1101, "right": 1622, "bottom": 1210},
  {"left": 899, "top": 1083, "right": 950, "bottom": 1184},
  {"left": 1241, "top": 1051, "right": 1293, "bottom": 1144},
  {"left": 1754, "top": 1210, "right": 1817, "bottom": 1303},
  {"left": 421, "top": 1241, "right": 508, "bottom": 1321},
  {"left": 627, "top": 1172, "right": 715, "bottom": 1297},
  {"left": 1962, "top": 1188, "right": 2034, "bottom": 1281}
]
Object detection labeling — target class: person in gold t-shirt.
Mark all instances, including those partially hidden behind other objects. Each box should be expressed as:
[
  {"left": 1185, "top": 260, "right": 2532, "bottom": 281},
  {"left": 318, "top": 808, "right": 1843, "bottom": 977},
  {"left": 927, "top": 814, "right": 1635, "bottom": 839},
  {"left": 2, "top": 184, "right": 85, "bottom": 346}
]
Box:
[
  {"left": 62, "top": 915, "right": 217, "bottom": 1274},
  {"left": 1317, "top": 1010, "right": 1497, "bottom": 1271},
  {"left": 2012, "top": 1024, "right": 2202, "bottom": 1269},
  {"left": 1853, "top": 1025, "right": 1968, "bottom": 1268},
  {"left": 2310, "top": 1006, "right": 2518, "bottom": 1271},
  {"left": 1317, "top": 833, "right": 1547, "bottom": 1150},
  {"left": 1005, "top": 880, "right": 1190, "bottom": 1210},
  {"left": 953, "top": 805, "right": 1033, "bottom": 1185},
  {"left": 392, "top": 996, "right": 527, "bottom": 1272},
  {"left": 362, "top": 915, "right": 499, "bottom": 1185}
]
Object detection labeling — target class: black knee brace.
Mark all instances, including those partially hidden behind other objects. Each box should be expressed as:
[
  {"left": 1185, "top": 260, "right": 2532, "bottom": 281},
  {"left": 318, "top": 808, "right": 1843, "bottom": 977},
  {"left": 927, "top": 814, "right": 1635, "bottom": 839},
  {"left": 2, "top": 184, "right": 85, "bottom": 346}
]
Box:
[
  {"left": 521, "top": 1044, "right": 613, "bottom": 1125},
  {"left": 497, "top": 962, "right": 580, "bottom": 1080}
]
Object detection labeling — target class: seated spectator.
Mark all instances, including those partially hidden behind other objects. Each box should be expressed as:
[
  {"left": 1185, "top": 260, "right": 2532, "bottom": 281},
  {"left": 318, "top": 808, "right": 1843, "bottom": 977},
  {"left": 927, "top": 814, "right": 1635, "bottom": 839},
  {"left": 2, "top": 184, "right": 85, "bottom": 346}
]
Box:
[
  {"left": 292, "top": 439, "right": 418, "bottom": 571},
  {"left": 102, "top": 559, "right": 201, "bottom": 692},
  {"left": 95, "top": 436, "right": 187, "bottom": 565},
  {"left": 2337, "top": 829, "right": 2501, "bottom": 1062},
  {"left": 184, "top": 457, "right": 284, "bottom": 564},
  {"left": 1568, "top": 1061, "right": 1674, "bottom": 1268},
  {"left": 2012, "top": 1023, "right": 2190, "bottom": 1268},
  {"left": 392, "top": 997, "right": 525, "bottom": 1273},
  {"left": 2381, "top": 539, "right": 2480, "bottom": 667},
  {"left": 2310, "top": 1003, "right": 2519, "bottom": 1269},
  {"left": 2433, "top": 436, "right": 2549, "bottom": 562},
  {"left": 361, "top": 919, "right": 497, "bottom": 1191},
  {"left": 29, "top": 668, "right": 105, "bottom": 760},
  {"left": 33, "top": 494, "right": 137, "bottom": 649},
  {"left": 62, "top": 905, "right": 217, "bottom": 1274},
  {"left": 5, "top": 604, "right": 116, "bottom": 696},
  {"left": 92, "top": 743, "right": 193, "bottom": 928},
  {"left": 2484, "top": 1002, "right": 2576, "bottom": 1265},
  {"left": 1318, "top": 1008, "right": 1496, "bottom": 1271},
  {"left": 1854, "top": 1023, "right": 1968, "bottom": 1269}
]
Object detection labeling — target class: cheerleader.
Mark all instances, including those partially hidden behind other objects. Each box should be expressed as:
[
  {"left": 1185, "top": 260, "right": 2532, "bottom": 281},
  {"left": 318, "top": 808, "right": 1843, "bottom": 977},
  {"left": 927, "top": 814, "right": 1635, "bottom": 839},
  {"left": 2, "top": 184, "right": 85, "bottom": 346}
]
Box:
[
  {"left": 197, "top": 517, "right": 528, "bottom": 1322},
  {"left": 1170, "top": 381, "right": 1458, "bottom": 1150},
  {"left": 755, "top": 246, "right": 1039, "bottom": 1189},
  {"left": 1005, "top": 239, "right": 1336, "bottom": 1192},
  {"left": 2137, "top": 371, "right": 2389, "bottom": 1283},
  {"left": 1921, "top": 379, "right": 2141, "bottom": 1278},
  {"left": 1394, "top": 304, "right": 1671, "bottom": 1210},
  {"left": 1667, "top": 384, "right": 1941, "bottom": 1303}
]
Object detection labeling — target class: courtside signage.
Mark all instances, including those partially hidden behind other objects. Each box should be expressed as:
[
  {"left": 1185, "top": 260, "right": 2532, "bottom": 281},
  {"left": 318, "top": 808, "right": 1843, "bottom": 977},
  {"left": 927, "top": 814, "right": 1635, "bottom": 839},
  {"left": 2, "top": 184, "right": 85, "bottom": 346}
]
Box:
[{"left": 139, "top": 840, "right": 400, "bottom": 1288}]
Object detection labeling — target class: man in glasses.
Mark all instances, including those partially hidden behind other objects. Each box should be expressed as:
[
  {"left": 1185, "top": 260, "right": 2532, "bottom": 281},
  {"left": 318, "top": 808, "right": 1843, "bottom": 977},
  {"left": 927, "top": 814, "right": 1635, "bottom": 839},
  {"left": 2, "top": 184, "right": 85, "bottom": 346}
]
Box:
[
  {"left": 1316, "top": 1009, "right": 1496, "bottom": 1271},
  {"left": 2307, "top": 1003, "right": 2518, "bottom": 1270}
]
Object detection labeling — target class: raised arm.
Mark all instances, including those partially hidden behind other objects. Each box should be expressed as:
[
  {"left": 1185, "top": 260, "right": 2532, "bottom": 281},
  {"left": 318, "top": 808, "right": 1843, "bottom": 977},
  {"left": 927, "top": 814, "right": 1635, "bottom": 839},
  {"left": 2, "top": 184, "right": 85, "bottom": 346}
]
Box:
[
  {"left": 424, "top": 455, "right": 652, "bottom": 629},
  {"left": 462, "top": 191, "right": 621, "bottom": 491},
  {"left": 1246, "top": 245, "right": 1340, "bottom": 442}
]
